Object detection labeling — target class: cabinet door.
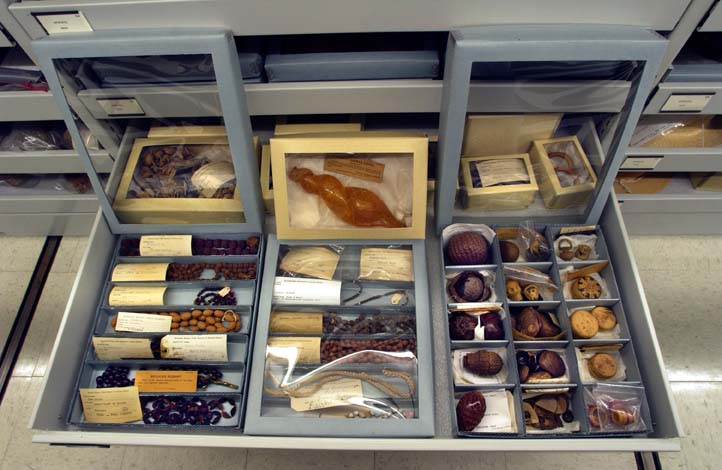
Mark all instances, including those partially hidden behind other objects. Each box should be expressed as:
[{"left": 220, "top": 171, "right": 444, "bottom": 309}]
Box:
[
  {"left": 434, "top": 25, "right": 667, "bottom": 232},
  {"left": 33, "top": 29, "right": 264, "bottom": 234}
]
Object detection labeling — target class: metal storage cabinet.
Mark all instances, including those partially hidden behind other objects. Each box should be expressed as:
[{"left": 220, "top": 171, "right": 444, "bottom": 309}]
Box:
[
  {"left": 8, "top": 0, "right": 691, "bottom": 40},
  {"left": 28, "top": 195, "right": 682, "bottom": 450},
  {"left": 26, "top": 25, "right": 682, "bottom": 451}
]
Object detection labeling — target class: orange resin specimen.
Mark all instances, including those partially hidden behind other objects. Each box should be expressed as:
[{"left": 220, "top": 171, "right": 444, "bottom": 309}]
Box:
[{"left": 289, "top": 167, "right": 405, "bottom": 228}]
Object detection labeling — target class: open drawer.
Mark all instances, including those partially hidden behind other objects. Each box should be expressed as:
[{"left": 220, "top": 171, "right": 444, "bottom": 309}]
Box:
[{"left": 29, "top": 195, "right": 681, "bottom": 449}]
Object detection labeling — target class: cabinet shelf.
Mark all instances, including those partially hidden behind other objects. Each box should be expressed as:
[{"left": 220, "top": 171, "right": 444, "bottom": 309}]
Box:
[
  {"left": 0, "top": 90, "right": 61, "bottom": 121},
  {"left": 76, "top": 79, "right": 631, "bottom": 118},
  {"left": 624, "top": 147, "right": 722, "bottom": 172},
  {"left": 0, "top": 149, "right": 112, "bottom": 173}
]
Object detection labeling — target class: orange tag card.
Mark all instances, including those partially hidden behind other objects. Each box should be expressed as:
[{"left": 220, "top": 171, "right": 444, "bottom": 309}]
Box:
[{"left": 134, "top": 370, "right": 198, "bottom": 393}]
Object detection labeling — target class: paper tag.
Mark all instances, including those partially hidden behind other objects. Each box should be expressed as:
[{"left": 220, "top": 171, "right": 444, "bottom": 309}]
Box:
[
  {"left": 267, "top": 337, "right": 321, "bottom": 363},
  {"left": 191, "top": 161, "right": 236, "bottom": 198},
  {"left": 559, "top": 225, "right": 598, "bottom": 235},
  {"left": 475, "top": 158, "right": 530, "bottom": 187},
  {"left": 36, "top": 12, "right": 93, "bottom": 35},
  {"left": 290, "top": 379, "right": 363, "bottom": 412},
  {"left": 279, "top": 247, "right": 340, "bottom": 280},
  {"left": 79, "top": 387, "right": 142, "bottom": 424},
  {"left": 272, "top": 277, "right": 341, "bottom": 305},
  {"left": 468, "top": 390, "right": 514, "bottom": 433},
  {"left": 111, "top": 263, "right": 169, "bottom": 282},
  {"left": 108, "top": 286, "right": 166, "bottom": 306},
  {"left": 92, "top": 337, "right": 153, "bottom": 360},
  {"left": 134, "top": 371, "right": 198, "bottom": 393},
  {"left": 139, "top": 235, "right": 192, "bottom": 257},
  {"left": 218, "top": 287, "right": 231, "bottom": 297},
  {"left": 160, "top": 335, "right": 228, "bottom": 361},
  {"left": 565, "top": 261, "right": 609, "bottom": 281},
  {"left": 496, "top": 227, "right": 519, "bottom": 240},
  {"left": 115, "top": 312, "right": 172, "bottom": 333},
  {"left": 661, "top": 94, "right": 714, "bottom": 113},
  {"left": 97, "top": 98, "right": 144, "bottom": 116},
  {"left": 269, "top": 312, "right": 323, "bottom": 334},
  {"left": 620, "top": 157, "right": 663, "bottom": 171},
  {"left": 323, "top": 158, "right": 385, "bottom": 183},
  {"left": 358, "top": 248, "right": 414, "bottom": 282}
]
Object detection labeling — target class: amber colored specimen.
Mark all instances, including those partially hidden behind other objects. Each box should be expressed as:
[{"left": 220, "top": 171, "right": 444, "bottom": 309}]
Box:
[{"left": 289, "top": 167, "right": 405, "bottom": 228}]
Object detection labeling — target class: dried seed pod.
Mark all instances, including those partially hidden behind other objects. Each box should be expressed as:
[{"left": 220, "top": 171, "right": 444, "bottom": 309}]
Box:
[
  {"left": 519, "top": 364, "right": 530, "bottom": 383},
  {"left": 448, "top": 271, "right": 488, "bottom": 303},
  {"left": 446, "top": 232, "right": 490, "bottom": 265},
  {"left": 518, "top": 307, "right": 543, "bottom": 337},
  {"left": 463, "top": 350, "right": 503, "bottom": 376},
  {"left": 523, "top": 284, "right": 540, "bottom": 301},
  {"left": 506, "top": 280, "right": 523, "bottom": 301},
  {"left": 500, "top": 240, "right": 520, "bottom": 262},
  {"left": 480, "top": 312, "right": 504, "bottom": 340},
  {"left": 456, "top": 391, "right": 486, "bottom": 432},
  {"left": 537, "top": 350, "right": 566, "bottom": 377},
  {"left": 538, "top": 311, "right": 561, "bottom": 337},
  {"left": 449, "top": 313, "right": 477, "bottom": 341}
]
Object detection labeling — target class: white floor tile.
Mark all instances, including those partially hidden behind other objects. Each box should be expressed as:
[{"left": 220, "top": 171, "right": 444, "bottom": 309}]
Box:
[
  {"left": 0, "top": 377, "right": 126, "bottom": 470},
  {"left": 0, "top": 271, "right": 32, "bottom": 348},
  {"left": 121, "top": 446, "right": 246, "bottom": 470},
  {"left": 0, "top": 235, "right": 44, "bottom": 272},
  {"left": 376, "top": 451, "right": 506, "bottom": 470},
  {"left": 51, "top": 236, "right": 89, "bottom": 274},
  {"left": 247, "top": 449, "right": 373, "bottom": 470},
  {"left": 504, "top": 451, "right": 636, "bottom": 469}
]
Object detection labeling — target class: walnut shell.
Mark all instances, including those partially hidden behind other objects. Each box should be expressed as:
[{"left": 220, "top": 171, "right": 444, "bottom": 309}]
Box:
[
  {"left": 537, "top": 350, "right": 566, "bottom": 378},
  {"left": 446, "top": 232, "right": 490, "bottom": 265},
  {"left": 456, "top": 391, "right": 486, "bottom": 432},
  {"left": 463, "top": 350, "right": 503, "bottom": 376}
]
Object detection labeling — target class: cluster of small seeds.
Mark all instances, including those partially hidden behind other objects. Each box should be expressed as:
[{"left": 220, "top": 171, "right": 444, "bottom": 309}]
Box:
[
  {"left": 166, "top": 262, "right": 256, "bottom": 281},
  {"left": 111, "top": 310, "right": 242, "bottom": 333}
]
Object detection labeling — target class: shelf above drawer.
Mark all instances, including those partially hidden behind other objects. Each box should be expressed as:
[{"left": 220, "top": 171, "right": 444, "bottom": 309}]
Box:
[
  {"left": 0, "top": 193, "right": 98, "bottom": 214},
  {"left": 75, "top": 80, "right": 630, "bottom": 118},
  {"left": 8, "top": 0, "right": 690, "bottom": 40},
  {"left": 0, "top": 90, "right": 61, "bottom": 121},
  {"left": 644, "top": 82, "right": 722, "bottom": 114},
  {"left": 617, "top": 175, "right": 722, "bottom": 212},
  {"left": 624, "top": 147, "right": 722, "bottom": 172},
  {"left": 0, "top": 149, "right": 112, "bottom": 173}
]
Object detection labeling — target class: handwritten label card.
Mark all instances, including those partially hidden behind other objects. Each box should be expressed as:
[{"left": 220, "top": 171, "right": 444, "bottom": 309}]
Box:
[
  {"left": 359, "top": 248, "right": 414, "bottom": 282},
  {"left": 279, "top": 247, "right": 340, "bottom": 280},
  {"left": 269, "top": 312, "right": 323, "bottom": 334},
  {"left": 115, "top": 312, "right": 172, "bottom": 333},
  {"left": 111, "top": 263, "right": 169, "bottom": 282},
  {"left": 139, "top": 235, "right": 192, "bottom": 257},
  {"left": 108, "top": 286, "right": 166, "bottom": 306},
  {"left": 92, "top": 337, "right": 153, "bottom": 360},
  {"left": 79, "top": 387, "right": 142, "bottom": 424},
  {"left": 267, "top": 337, "right": 321, "bottom": 364},
  {"left": 160, "top": 335, "right": 228, "bottom": 361}
]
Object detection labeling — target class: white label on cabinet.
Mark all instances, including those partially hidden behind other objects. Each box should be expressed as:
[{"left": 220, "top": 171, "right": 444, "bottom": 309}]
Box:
[
  {"left": 36, "top": 12, "right": 93, "bottom": 35},
  {"left": 621, "top": 157, "right": 663, "bottom": 171},
  {"left": 272, "top": 277, "right": 341, "bottom": 305},
  {"left": 97, "top": 98, "right": 145, "bottom": 116},
  {"left": 660, "top": 94, "right": 714, "bottom": 113},
  {"left": 160, "top": 335, "right": 228, "bottom": 361}
]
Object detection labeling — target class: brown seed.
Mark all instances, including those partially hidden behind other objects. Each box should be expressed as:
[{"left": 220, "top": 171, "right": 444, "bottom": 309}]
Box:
[
  {"left": 191, "top": 310, "right": 202, "bottom": 318},
  {"left": 214, "top": 310, "right": 224, "bottom": 318},
  {"left": 215, "top": 326, "right": 227, "bottom": 333},
  {"left": 171, "top": 322, "right": 179, "bottom": 329},
  {"left": 180, "top": 312, "right": 192, "bottom": 321},
  {"left": 203, "top": 309, "right": 213, "bottom": 317},
  {"left": 189, "top": 319, "right": 198, "bottom": 326},
  {"left": 180, "top": 321, "right": 189, "bottom": 327},
  {"left": 171, "top": 314, "right": 181, "bottom": 322},
  {"left": 206, "top": 326, "right": 216, "bottom": 332},
  {"left": 197, "top": 322, "right": 206, "bottom": 330},
  {"left": 206, "top": 317, "right": 216, "bottom": 325},
  {"left": 191, "top": 326, "right": 199, "bottom": 331},
  {"left": 111, "top": 317, "right": 118, "bottom": 327},
  {"left": 224, "top": 312, "right": 235, "bottom": 322}
]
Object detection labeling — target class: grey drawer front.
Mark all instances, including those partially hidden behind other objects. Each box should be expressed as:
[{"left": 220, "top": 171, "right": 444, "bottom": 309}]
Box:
[
  {"left": 644, "top": 82, "right": 722, "bottom": 114},
  {"left": 0, "top": 212, "right": 95, "bottom": 236},
  {"left": 30, "top": 198, "right": 682, "bottom": 449},
  {"left": 0, "top": 195, "right": 98, "bottom": 213},
  {"left": 10, "top": 0, "right": 690, "bottom": 40}
]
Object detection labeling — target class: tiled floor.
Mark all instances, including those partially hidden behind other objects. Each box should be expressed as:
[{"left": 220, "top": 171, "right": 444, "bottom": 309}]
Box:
[{"left": 0, "top": 235, "right": 718, "bottom": 469}]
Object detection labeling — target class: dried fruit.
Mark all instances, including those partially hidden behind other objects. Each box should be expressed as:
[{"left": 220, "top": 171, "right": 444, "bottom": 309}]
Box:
[
  {"left": 456, "top": 391, "right": 486, "bottom": 431},
  {"left": 538, "top": 311, "right": 561, "bottom": 337},
  {"left": 500, "top": 240, "right": 520, "bottom": 262},
  {"left": 446, "top": 232, "right": 490, "bottom": 265},
  {"left": 523, "top": 284, "right": 540, "bottom": 301},
  {"left": 506, "top": 280, "right": 523, "bottom": 301},
  {"left": 519, "top": 364, "right": 530, "bottom": 383},
  {"left": 463, "top": 350, "right": 503, "bottom": 376},
  {"left": 480, "top": 312, "right": 504, "bottom": 340}
]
